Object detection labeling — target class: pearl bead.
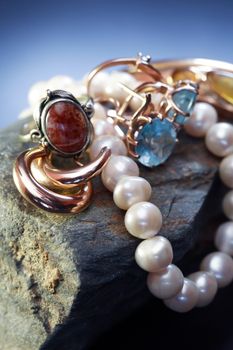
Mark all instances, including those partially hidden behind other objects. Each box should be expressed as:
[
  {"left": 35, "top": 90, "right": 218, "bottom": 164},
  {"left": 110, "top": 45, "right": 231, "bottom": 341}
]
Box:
[
  {"left": 188, "top": 271, "right": 218, "bottom": 307},
  {"left": 184, "top": 102, "right": 218, "bottom": 137},
  {"left": 47, "top": 75, "right": 74, "bottom": 90},
  {"left": 110, "top": 71, "right": 137, "bottom": 87},
  {"left": 103, "top": 72, "right": 138, "bottom": 104},
  {"left": 88, "top": 72, "right": 110, "bottom": 98},
  {"left": 18, "top": 107, "right": 33, "bottom": 120},
  {"left": 89, "top": 135, "right": 127, "bottom": 161},
  {"left": 205, "top": 122, "right": 233, "bottom": 157},
  {"left": 113, "top": 176, "right": 152, "bottom": 210},
  {"left": 164, "top": 278, "right": 199, "bottom": 313},
  {"left": 215, "top": 221, "right": 233, "bottom": 256},
  {"left": 92, "top": 119, "right": 117, "bottom": 138},
  {"left": 151, "top": 93, "right": 164, "bottom": 108},
  {"left": 200, "top": 251, "right": 233, "bottom": 287},
  {"left": 135, "top": 236, "right": 173, "bottom": 272},
  {"left": 92, "top": 103, "right": 106, "bottom": 120},
  {"left": 147, "top": 264, "right": 184, "bottom": 299},
  {"left": 219, "top": 154, "right": 233, "bottom": 188},
  {"left": 101, "top": 155, "right": 139, "bottom": 192},
  {"left": 129, "top": 92, "right": 163, "bottom": 112},
  {"left": 65, "top": 82, "right": 87, "bottom": 98},
  {"left": 104, "top": 81, "right": 128, "bottom": 104},
  {"left": 125, "top": 202, "right": 163, "bottom": 239},
  {"left": 28, "top": 81, "right": 47, "bottom": 106},
  {"left": 223, "top": 190, "right": 233, "bottom": 220},
  {"left": 129, "top": 94, "right": 144, "bottom": 111}
]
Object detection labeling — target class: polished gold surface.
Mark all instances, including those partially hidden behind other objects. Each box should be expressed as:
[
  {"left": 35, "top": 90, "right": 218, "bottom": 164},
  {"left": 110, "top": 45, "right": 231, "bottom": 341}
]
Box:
[
  {"left": 13, "top": 89, "right": 112, "bottom": 214},
  {"left": 86, "top": 55, "right": 163, "bottom": 95},
  {"left": 207, "top": 71, "right": 233, "bottom": 105},
  {"left": 43, "top": 147, "right": 111, "bottom": 185},
  {"left": 152, "top": 58, "right": 233, "bottom": 112},
  {"left": 13, "top": 145, "right": 111, "bottom": 214}
]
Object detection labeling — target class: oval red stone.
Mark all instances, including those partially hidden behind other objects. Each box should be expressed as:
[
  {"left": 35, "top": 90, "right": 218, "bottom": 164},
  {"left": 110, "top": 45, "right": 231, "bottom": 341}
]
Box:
[{"left": 46, "top": 101, "right": 88, "bottom": 154}]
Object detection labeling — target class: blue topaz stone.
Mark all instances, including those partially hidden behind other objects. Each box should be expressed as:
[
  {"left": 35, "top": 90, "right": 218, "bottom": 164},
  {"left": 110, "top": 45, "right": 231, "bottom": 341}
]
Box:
[
  {"left": 172, "top": 89, "right": 197, "bottom": 125},
  {"left": 174, "top": 114, "right": 187, "bottom": 125},
  {"left": 172, "top": 89, "right": 197, "bottom": 114},
  {"left": 135, "top": 118, "right": 177, "bottom": 167}
]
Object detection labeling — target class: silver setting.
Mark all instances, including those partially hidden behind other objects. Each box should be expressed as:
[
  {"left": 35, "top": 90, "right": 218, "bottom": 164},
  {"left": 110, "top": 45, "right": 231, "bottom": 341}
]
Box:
[
  {"left": 32, "top": 90, "right": 94, "bottom": 157},
  {"left": 137, "top": 52, "right": 151, "bottom": 64}
]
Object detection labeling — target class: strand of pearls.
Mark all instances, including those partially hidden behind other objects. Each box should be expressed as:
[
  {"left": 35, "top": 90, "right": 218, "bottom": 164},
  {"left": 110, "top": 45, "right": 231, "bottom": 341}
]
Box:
[
  {"left": 25, "top": 72, "right": 233, "bottom": 312},
  {"left": 89, "top": 82, "right": 233, "bottom": 312}
]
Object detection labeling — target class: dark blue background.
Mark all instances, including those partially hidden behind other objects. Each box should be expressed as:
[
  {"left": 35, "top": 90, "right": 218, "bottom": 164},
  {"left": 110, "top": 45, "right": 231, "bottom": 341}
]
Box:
[{"left": 0, "top": 0, "right": 233, "bottom": 128}]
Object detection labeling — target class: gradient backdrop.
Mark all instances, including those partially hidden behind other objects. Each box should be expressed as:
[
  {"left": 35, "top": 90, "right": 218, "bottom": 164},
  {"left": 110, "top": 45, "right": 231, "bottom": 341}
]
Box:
[{"left": 0, "top": 0, "right": 233, "bottom": 128}]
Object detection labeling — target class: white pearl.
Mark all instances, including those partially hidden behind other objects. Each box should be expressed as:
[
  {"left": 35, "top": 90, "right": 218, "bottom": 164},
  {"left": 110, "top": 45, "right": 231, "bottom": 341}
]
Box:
[
  {"left": 89, "top": 135, "right": 127, "bottom": 161},
  {"left": 104, "top": 81, "right": 128, "bottom": 104},
  {"left": 129, "top": 94, "right": 144, "bottom": 111},
  {"left": 124, "top": 201, "right": 162, "bottom": 239},
  {"left": 200, "top": 251, "right": 233, "bottom": 287},
  {"left": 215, "top": 221, "right": 233, "bottom": 256},
  {"left": 184, "top": 102, "right": 218, "bottom": 137},
  {"left": 219, "top": 154, "right": 233, "bottom": 188},
  {"left": 223, "top": 190, "right": 233, "bottom": 220},
  {"left": 88, "top": 72, "right": 110, "bottom": 98},
  {"left": 92, "top": 103, "right": 106, "bottom": 120},
  {"left": 47, "top": 75, "right": 74, "bottom": 90},
  {"left": 151, "top": 93, "right": 164, "bottom": 109},
  {"left": 164, "top": 278, "right": 199, "bottom": 313},
  {"left": 205, "top": 122, "right": 233, "bottom": 157},
  {"left": 129, "top": 92, "right": 163, "bottom": 112},
  {"left": 92, "top": 119, "right": 117, "bottom": 138},
  {"left": 18, "top": 107, "right": 33, "bottom": 120},
  {"left": 103, "top": 72, "right": 138, "bottom": 104},
  {"left": 188, "top": 271, "right": 218, "bottom": 307},
  {"left": 113, "top": 176, "right": 152, "bottom": 210},
  {"left": 65, "top": 82, "right": 87, "bottom": 98},
  {"left": 28, "top": 81, "right": 47, "bottom": 106},
  {"left": 147, "top": 264, "right": 184, "bottom": 299},
  {"left": 135, "top": 236, "right": 173, "bottom": 272},
  {"left": 101, "top": 155, "right": 139, "bottom": 192},
  {"left": 110, "top": 71, "right": 137, "bottom": 87}
]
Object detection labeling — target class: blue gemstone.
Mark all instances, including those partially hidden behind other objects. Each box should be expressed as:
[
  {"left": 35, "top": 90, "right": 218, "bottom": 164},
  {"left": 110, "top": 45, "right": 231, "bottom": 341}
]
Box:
[
  {"left": 168, "top": 108, "right": 187, "bottom": 125},
  {"left": 172, "top": 89, "right": 197, "bottom": 114},
  {"left": 135, "top": 118, "right": 177, "bottom": 167},
  {"left": 175, "top": 114, "right": 187, "bottom": 125}
]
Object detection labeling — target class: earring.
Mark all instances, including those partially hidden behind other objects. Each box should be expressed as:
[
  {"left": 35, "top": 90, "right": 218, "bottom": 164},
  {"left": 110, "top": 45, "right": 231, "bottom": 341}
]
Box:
[
  {"left": 114, "top": 80, "right": 198, "bottom": 167},
  {"left": 86, "top": 53, "right": 198, "bottom": 168},
  {"left": 13, "top": 89, "right": 111, "bottom": 213},
  {"left": 152, "top": 58, "right": 233, "bottom": 113}
]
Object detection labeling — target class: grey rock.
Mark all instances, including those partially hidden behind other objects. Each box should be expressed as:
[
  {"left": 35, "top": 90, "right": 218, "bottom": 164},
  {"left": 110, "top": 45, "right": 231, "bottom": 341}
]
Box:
[{"left": 0, "top": 119, "right": 219, "bottom": 350}]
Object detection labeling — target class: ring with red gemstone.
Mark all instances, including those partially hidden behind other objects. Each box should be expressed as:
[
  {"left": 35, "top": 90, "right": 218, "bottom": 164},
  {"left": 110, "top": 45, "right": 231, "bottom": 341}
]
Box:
[
  {"left": 32, "top": 89, "right": 95, "bottom": 156},
  {"left": 13, "top": 89, "right": 111, "bottom": 214}
]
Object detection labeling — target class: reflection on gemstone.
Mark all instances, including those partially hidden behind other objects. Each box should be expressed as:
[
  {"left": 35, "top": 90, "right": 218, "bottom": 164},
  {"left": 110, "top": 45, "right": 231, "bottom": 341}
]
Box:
[
  {"left": 46, "top": 101, "right": 88, "bottom": 154},
  {"left": 135, "top": 118, "right": 177, "bottom": 167},
  {"left": 207, "top": 72, "right": 233, "bottom": 105},
  {"left": 172, "top": 89, "right": 197, "bottom": 113}
]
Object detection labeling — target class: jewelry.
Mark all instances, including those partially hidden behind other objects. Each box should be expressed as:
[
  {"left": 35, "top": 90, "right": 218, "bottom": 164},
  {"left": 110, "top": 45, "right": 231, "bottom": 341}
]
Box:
[
  {"left": 86, "top": 57, "right": 233, "bottom": 312},
  {"left": 152, "top": 58, "right": 233, "bottom": 113},
  {"left": 115, "top": 80, "right": 198, "bottom": 167},
  {"left": 86, "top": 54, "right": 199, "bottom": 167},
  {"left": 13, "top": 89, "right": 111, "bottom": 213},
  {"left": 86, "top": 52, "right": 163, "bottom": 95}
]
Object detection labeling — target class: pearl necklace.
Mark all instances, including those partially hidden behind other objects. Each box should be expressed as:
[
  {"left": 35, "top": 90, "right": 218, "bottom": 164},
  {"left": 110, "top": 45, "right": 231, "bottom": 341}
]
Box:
[
  {"left": 23, "top": 61, "right": 233, "bottom": 313},
  {"left": 87, "top": 71, "right": 233, "bottom": 313}
]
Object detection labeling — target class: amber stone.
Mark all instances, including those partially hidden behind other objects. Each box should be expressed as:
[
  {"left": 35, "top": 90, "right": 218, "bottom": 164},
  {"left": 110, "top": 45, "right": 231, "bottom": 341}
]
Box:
[
  {"left": 207, "top": 71, "right": 233, "bottom": 105},
  {"left": 46, "top": 101, "right": 88, "bottom": 154},
  {"left": 171, "top": 70, "right": 197, "bottom": 83}
]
